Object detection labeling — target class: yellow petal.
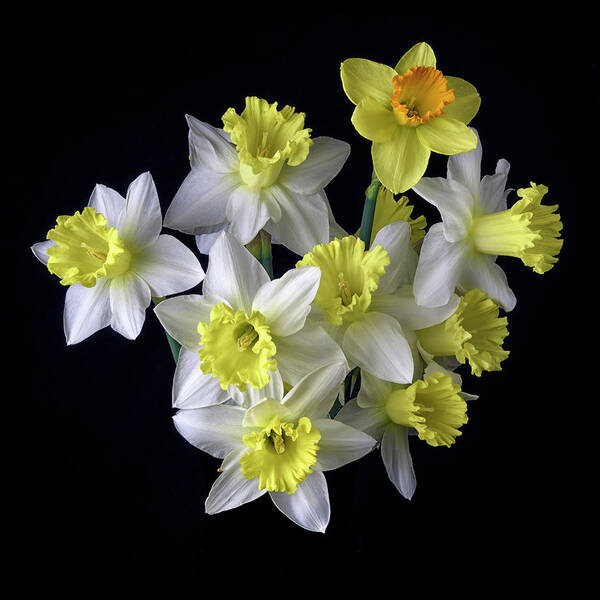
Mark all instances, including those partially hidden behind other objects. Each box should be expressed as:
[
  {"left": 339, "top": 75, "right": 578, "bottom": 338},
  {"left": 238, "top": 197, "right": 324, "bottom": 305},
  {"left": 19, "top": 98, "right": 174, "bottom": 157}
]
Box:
[
  {"left": 372, "top": 127, "right": 431, "bottom": 193},
  {"left": 351, "top": 97, "right": 397, "bottom": 143},
  {"left": 443, "top": 76, "right": 481, "bottom": 124},
  {"left": 340, "top": 58, "right": 396, "bottom": 106},
  {"left": 416, "top": 116, "right": 477, "bottom": 155},
  {"left": 394, "top": 42, "right": 436, "bottom": 75}
]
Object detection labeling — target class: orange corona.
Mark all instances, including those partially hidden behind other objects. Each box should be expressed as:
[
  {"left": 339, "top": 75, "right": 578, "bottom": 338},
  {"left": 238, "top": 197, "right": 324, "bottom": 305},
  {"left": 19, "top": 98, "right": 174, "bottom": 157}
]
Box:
[{"left": 391, "top": 65, "right": 455, "bottom": 126}]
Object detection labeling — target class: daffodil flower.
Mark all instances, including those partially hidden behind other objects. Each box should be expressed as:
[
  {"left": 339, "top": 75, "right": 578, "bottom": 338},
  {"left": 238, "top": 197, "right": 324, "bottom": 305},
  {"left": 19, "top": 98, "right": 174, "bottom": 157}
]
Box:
[
  {"left": 412, "top": 129, "right": 563, "bottom": 311},
  {"left": 31, "top": 172, "right": 205, "bottom": 344},
  {"left": 341, "top": 42, "right": 480, "bottom": 193},
  {"left": 173, "top": 361, "right": 376, "bottom": 532},
  {"left": 296, "top": 221, "right": 458, "bottom": 384},
  {"left": 416, "top": 288, "right": 509, "bottom": 376},
  {"left": 164, "top": 97, "right": 350, "bottom": 256},
  {"left": 154, "top": 231, "right": 348, "bottom": 409},
  {"left": 336, "top": 362, "right": 472, "bottom": 500}
]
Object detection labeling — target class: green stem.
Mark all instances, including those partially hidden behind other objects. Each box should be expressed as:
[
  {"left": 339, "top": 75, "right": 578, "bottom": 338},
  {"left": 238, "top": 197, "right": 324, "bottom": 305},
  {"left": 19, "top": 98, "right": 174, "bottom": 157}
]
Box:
[
  {"left": 152, "top": 297, "right": 181, "bottom": 364},
  {"left": 359, "top": 173, "right": 381, "bottom": 250},
  {"left": 246, "top": 230, "right": 273, "bottom": 279}
]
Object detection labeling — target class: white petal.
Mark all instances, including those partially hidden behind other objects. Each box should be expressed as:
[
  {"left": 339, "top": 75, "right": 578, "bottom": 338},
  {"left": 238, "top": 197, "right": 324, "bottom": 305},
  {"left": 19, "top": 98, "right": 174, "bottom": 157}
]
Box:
[
  {"left": 343, "top": 400, "right": 390, "bottom": 439},
  {"left": 164, "top": 166, "right": 238, "bottom": 234},
  {"left": 229, "top": 369, "right": 284, "bottom": 409},
  {"left": 205, "top": 448, "right": 267, "bottom": 514},
  {"left": 313, "top": 418, "right": 376, "bottom": 471},
  {"left": 459, "top": 253, "right": 516, "bottom": 311},
  {"left": 480, "top": 158, "right": 511, "bottom": 214},
  {"left": 356, "top": 371, "right": 392, "bottom": 408},
  {"left": 335, "top": 398, "right": 389, "bottom": 440},
  {"left": 371, "top": 221, "right": 415, "bottom": 295},
  {"left": 283, "top": 361, "right": 348, "bottom": 421},
  {"left": 324, "top": 191, "right": 348, "bottom": 240},
  {"left": 226, "top": 186, "right": 281, "bottom": 246},
  {"left": 447, "top": 127, "right": 482, "bottom": 201},
  {"left": 412, "top": 176, "right": 474, "bottom": 242},
  {"left": 63, "top": 278, "right": 111, "bottom": 345},
  {"left": 263, "top": 186, "right": 329, "bottom": 256},
  {"left": 381, "top": 424, "right": 416, "bottom": 500},
  {"left": 278, "top": 136, "right": 350, "bottom": 195},
  {"left": 172, "top": 347, "right": 229, "bottom": 409},
  {"left": 117, "top": 172, "right": 162, "bottom": 249},
  {"left": 203, "top": 231, "right": 270, "bottom": 313},
  {"left": 274, "top": 322, "right": 348, "bottom": 386},
  {"left": 153, "top": 294, "right": 213, "bottom": 351},
  {"left": 252, "top": 266, "right": 320, "bottom": 337},
  {"left": 242, "top": 397, "right": 292, "bottom": 429},
  {"left": 413, "top": 223, "right": 470, "bottom": 308},
  {"left": 370, "top": 285, "right": 460, "bottom": 332},
  {"left": 131, "top": 234, "right": 204, "bottom": 298},
  {"left": 269, "top": 470, "right": 330, "bottom": 533},
  {"left": 88, "top": 183, "right": 125, "bottom": 227},
  {"left": 108, "top": 272, "right": 151, "bottom": 340},
  {"left": 342, "top": 312, "right": 413, "bottom": 384},
  {"left": 186, "top": 114, "right": 239, "bottom": 173},
  {"left": 31, "top": 240, "right": 54, "bottom": 265},
  {"left": 195, "top": 223, "right": 229, "bottom": 255},
  {"left": 173, "top": 405, "right": 246, "bottom": 458}
]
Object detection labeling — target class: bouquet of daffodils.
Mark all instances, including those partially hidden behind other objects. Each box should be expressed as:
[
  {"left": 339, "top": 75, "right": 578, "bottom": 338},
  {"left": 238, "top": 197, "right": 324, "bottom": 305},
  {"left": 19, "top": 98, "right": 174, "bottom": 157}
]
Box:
[{"left": 31, "top": 42, "right": 562, "bottom": 533}]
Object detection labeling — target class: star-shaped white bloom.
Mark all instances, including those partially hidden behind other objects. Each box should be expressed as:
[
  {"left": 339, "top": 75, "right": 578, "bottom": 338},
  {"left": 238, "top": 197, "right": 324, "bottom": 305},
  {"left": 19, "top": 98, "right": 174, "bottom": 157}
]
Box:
[
  {"left": 31, "top": 172, "right": 205, "bottom": 344},
  {"left": 411, "top": 129, "right": 516, "bottom": 310},
  {"left": 173, "top": 361, "right": 376, "bottom": 533},
  {"left": 154, "top": 231, "right": 348, "bottom": 409},
  {"left": 412, "top": 129, "right": 561, "bottom": 312},
  {"left": 163, "top": 98, "right": 350, "bottom": 256}
]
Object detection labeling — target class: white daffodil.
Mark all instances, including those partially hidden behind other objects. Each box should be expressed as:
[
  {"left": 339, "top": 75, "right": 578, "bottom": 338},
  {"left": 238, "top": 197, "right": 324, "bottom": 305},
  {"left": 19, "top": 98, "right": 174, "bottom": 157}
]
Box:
[
  {"left": 31, "top": 172, "right": 205, "bottom": 344},
  {"left": 154, "top": 231, "right": 348, "bottom": 409},
  {"left": 163, "top": 97, "right": 350, "bottom": 256},
  {"left": 412, "top": 129, "right": 563, "bottom": 311},
  {"left": 336, "top": 362, "right": 474, "bottom": 500},
  {"left": 296, "top": 221, "right": 458, "bottom": 385},
  {"left": 173, "top": 361, "right": 376, "bottom": 532}
]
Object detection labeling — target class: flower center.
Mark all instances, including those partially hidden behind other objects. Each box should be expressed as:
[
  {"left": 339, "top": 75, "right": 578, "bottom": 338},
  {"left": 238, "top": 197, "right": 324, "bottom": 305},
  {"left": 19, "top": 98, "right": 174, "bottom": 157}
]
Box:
[
  {"left": 417, "top": 289, "right": 510, "bottom": 377},
  {"left": 296, "top": 236, "right": 390, "bottom": 326},
  {"left": 45, "top": 206, "right": 131, "bottom": 287},
  {"left": 469, "top": 183, "right": 562, "bottom": 274},
  {"left": 197, "top": 303, "right": 277, "bottom": 391},
  {"left": 390, "top": 66, "right": 455, "bottom": 127},
  {"left": 222, "top": 96, "right": 313, "bottom": 189},
  {"left": 337, "top": 272, "right": 353, "bottom": 306},
  {"left": 240, "top": 416, "right": 321, "bottom": 494},
  {"left": 385, "top": 372, "right": 468, "bottom": 447}
]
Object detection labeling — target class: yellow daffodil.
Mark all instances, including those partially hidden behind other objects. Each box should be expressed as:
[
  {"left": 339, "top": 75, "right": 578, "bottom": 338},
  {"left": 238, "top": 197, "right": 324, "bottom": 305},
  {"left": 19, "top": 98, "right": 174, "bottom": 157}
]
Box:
[{"left": 341, "top": 42, "right": 480, "bottom": 193}]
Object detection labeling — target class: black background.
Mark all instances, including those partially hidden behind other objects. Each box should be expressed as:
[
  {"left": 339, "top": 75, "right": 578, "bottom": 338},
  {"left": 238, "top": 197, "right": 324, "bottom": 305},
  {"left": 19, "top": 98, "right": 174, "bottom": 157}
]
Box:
[{"left": 7, "top": 10, "right": 593, "bottom": 581}]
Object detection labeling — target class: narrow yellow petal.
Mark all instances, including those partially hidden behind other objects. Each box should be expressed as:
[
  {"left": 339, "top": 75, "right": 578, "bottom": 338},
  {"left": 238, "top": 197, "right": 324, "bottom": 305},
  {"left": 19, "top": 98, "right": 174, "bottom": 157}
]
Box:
[
  {"left": 416, "top": 116, "right": 477, "bottom": 155},
  {"left": 394, "top": 42, "right": 437, "bottom": 75},
  {"left": 443, "top": 76, "right": 481, "bottom": 124},
  {"left": 340, "top": 58, "right": 396, "bottom": 106},
  {"left": 351, "top": 97, "right": 397, "bottom": 143},
  {"left": 372, "top": 127, "right": 430, "bottom": 193}
]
